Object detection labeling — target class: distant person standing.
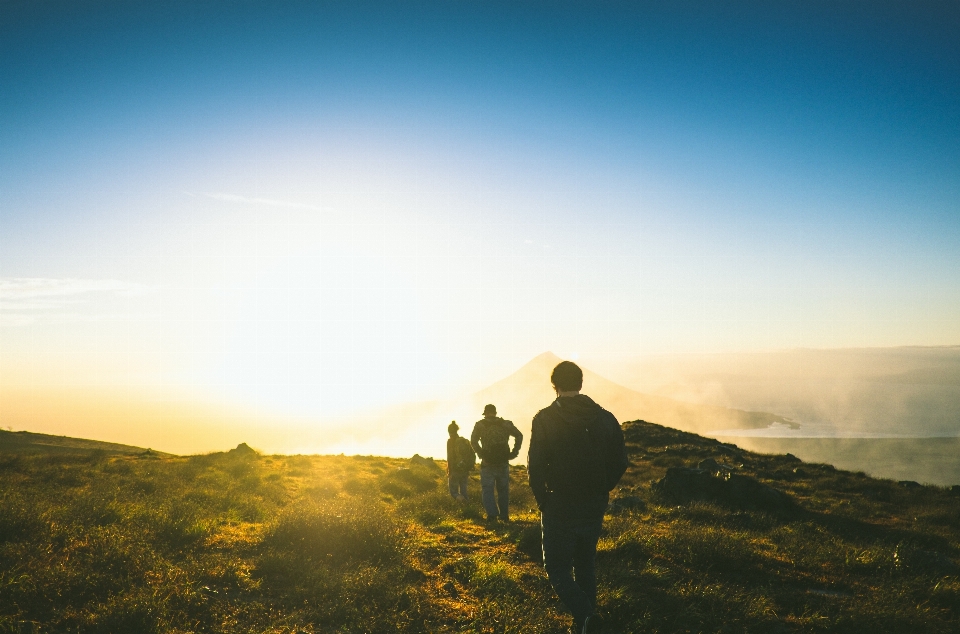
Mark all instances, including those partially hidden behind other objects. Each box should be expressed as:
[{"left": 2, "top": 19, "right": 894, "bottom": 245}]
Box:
[
  {"left": 445, "top": 421, "right": 475, "bottom": 501},
  {"left": 528, "top": 361, "right": 628, "bottom": 634},
  {"left": 471, "top": 404, "right": 523, "bottom": 523}
]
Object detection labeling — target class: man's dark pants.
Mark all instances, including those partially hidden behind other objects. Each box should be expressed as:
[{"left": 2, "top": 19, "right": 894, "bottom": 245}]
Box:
[{"left": 541, "top": 514, "right": 604, "bottom": 627}]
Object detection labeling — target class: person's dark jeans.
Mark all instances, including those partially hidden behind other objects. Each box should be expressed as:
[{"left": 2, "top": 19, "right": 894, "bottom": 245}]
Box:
[
  {"left": 479, "top": 463, "right": 510, "bottom": 520},
  {"left": 541, "top": 514, "right": 604, "bottom": 627}
]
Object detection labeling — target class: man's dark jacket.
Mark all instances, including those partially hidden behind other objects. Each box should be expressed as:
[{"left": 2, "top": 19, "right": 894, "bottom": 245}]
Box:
[{"left": 527, "top": 394, "right": 628, "bottom": 520}]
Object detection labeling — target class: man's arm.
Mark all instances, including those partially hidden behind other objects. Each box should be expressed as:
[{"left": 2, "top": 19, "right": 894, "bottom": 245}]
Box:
[
  {"left": 470, "top": 423, "right": 484, "bottom": 460},
  {"left": 527, "top": 415, "right": 548, "bottom": 509},
  {"left": 508, "top": 421, "right": 524, "bottom": 458},
  {"left": 603, "top": 412, "right": 628, "bottom": 491}
]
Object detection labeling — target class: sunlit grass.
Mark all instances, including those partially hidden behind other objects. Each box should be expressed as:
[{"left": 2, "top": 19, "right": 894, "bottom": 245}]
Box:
[{"left": 1, "top": 421, "right": 958, "bottom": 632}]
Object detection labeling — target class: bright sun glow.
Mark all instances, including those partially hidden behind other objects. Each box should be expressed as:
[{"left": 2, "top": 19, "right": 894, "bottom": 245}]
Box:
[{"left": 2, "top": 1, "right": 958, "bottom": 455}]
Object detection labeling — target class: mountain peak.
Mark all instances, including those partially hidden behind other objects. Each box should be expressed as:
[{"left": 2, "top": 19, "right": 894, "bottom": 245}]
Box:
[{"left": 528, "top": 351, "right": 564, "bottom": 367}]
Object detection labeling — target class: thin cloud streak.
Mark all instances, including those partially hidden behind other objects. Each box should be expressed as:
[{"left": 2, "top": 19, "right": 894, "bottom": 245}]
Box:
[
  {"left": 201, "top": 192, "right": 320, "bottom": 211},
  {"left": 0, "top": 278, "right": 149, "bottom": 299},
  {"left": 0, "top": 278, "right": 154, "bottom": 325}
]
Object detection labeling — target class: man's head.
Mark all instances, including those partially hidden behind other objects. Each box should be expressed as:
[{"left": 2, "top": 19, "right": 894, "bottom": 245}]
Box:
[
  {"left": 483, "top": 404, "right": 497, "bottom": 417},
  {"left": 448, "top": 421, "right": 459, "bottom": 437},
  {"left": 551, "top": 361, "right": 583, "bottom": 393}
]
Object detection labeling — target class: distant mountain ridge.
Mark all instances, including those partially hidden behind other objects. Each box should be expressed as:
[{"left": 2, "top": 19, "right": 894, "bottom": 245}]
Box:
[
  {"left": 309, "top": 352, "right": 798, "bottom": 459},
  {"left": 611, "top": 346, "right": 960, "bottom": 437},
  {"left": 1, "top": 353, "right": 798, "bottom": 458},
  {"left": 471, "top": 352, "right": 796, "bottom": 440}
]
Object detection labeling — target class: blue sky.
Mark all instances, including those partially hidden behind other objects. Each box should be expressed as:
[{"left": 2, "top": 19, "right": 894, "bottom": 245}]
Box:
[{"left": 2, "top": 1, "right": 959, "bottom": 421}]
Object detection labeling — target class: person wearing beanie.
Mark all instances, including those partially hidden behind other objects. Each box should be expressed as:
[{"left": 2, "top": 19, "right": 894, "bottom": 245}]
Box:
[{"left": 445, "top": 421, "right": 475, "bottom": 501}]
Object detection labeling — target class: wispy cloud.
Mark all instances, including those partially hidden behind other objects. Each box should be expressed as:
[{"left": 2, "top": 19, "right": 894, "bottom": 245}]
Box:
[
  {"left": 0, "top": 278, "right": 149, "bottom": 300},
  {"left": 0, "top": 278, "right": 153, "bottom": 325},
  {"left": 199, "top": 192, "right": 320, "bottom": 211}
]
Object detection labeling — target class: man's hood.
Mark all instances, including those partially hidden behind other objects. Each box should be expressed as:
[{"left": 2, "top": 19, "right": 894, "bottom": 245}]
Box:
[{"left": 552, "top": 394, "right": 603, "bottom": 423}]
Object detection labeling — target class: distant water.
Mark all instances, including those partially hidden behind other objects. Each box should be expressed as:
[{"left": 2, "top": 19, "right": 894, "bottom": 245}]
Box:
[
  {"left": 708, "top": 433, "right": 960, "bottom": 487},
  {"left": 709, "top": 420, "right": 957, "bottom": 439}
]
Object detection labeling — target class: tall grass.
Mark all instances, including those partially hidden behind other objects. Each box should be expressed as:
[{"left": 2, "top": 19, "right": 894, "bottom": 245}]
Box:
[{"left": 2, "top": 421, "right": 959, "bottom": 633}]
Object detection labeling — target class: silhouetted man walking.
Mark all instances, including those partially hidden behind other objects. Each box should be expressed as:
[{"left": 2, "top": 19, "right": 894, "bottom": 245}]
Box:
[
  {"left": 471, "top": 404, "right": 523, "bottom": 523},
  {"left": 528, "top": 361, "right": 627, "bottom": 634}
]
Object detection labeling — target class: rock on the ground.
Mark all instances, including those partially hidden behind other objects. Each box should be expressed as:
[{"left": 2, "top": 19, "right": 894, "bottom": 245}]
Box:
[
  {"left": 410, "top": 454, "right": 441, "bottom": 470},
  {"left": 608, "top": 495, "right": 647, "bottom": 515},
  {"left": 894, "top": 545, "right": 960, "bottom": 575},
  {"left": 654, "top": 466, "right": 796, "bottom": 515},
  {"left": 229, "top": 443, "right": 259, "bottom": 456}
]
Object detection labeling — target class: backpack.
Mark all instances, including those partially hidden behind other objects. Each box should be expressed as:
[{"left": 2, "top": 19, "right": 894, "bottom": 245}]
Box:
[
  {"left": 455, "top": 437, "right": 477, "bottom": 472},
  {"left": 477, "top": 418, "right": 514, "bottom": 463},
  {"left": 482, "top": 418, "right": 510, "bottom": 447}
]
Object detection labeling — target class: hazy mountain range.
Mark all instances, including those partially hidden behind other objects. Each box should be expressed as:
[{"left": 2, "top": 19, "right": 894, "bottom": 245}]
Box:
[
  {"left": 596, "top": 346, "right": 960, "bottom": 438},
  {"left": 312, "top": 352, "right": 796, "bottom": 459},
  {"left": 4, "top": 348, "right": 958, "bottom": 461},
  {"left": 5, "top": 348, "right": 959, "bottom": 485},
  {"left": 315, "top": 348, "right": 960, "bottom": 461}
]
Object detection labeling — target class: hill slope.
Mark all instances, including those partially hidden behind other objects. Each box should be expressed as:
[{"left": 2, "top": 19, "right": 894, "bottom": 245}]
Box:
[
  {"left": 1, "top": 422, "right": 958, "bottom": 633},
  {"left": 0, "top": 428, "right": 160, "bottom": 455}
]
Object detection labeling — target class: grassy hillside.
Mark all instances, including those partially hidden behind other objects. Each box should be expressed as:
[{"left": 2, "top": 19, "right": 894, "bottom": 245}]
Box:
[{"left": 1, "top": 422, "right": 959, "bottom": 633}]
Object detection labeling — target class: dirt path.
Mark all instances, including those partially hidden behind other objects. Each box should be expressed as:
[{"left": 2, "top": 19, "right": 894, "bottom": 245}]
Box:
[{"left": 404, "top": 512, "right": 573, "bottom": 633}]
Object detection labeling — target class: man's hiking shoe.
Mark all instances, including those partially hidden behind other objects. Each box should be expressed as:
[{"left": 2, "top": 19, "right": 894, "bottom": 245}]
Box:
[{"left": 582, "top": 614, "right": 604, "bottom": 633}]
